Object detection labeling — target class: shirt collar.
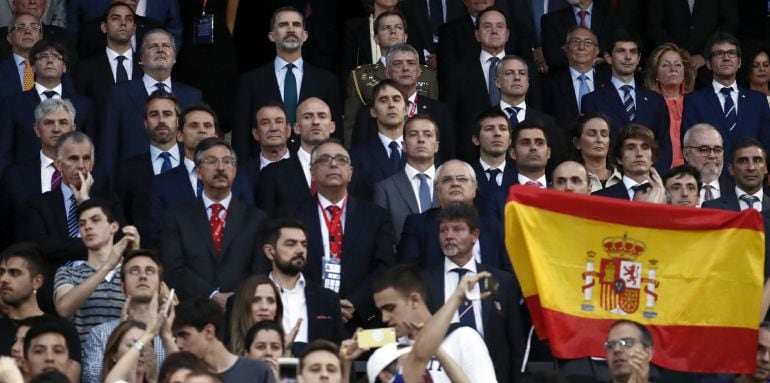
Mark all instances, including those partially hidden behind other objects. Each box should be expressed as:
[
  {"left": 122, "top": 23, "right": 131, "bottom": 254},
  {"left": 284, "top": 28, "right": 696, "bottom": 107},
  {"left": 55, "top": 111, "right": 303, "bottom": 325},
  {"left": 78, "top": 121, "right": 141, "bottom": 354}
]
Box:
[
  {"left": 573, "top": 3, "right": 593, "bottom": 15},
  {"left": 275, "top": 56, "right": 304, "bottom": 73},
  {"left": 297, "top": 147, "right": 312, "bottom": 166},
  {"left": 317, "top": 192, "right": 347, "bottom": 209},
  {"left": 40, "top": 150, "right": 54, "bottom": 168},
  {"left": 611, "top": 76, "right": 635, "bottom": 91},
  {"left": 13, "top": 53, "right": 25, "bottom": 66},
  {"left": 269, "top": 272, "right": 306, "bottom": 292},
  {"left": 404, "top": 163, "right": 435, "bottom": 180},
  {"left": 202, "top": 190, "right": 232, "bottom": 210},
  {"left": 149, "top": 144, "right": 180, "bottom": 163},
  {"left": 569, "top": 66, "right": 593, "bottom": 80},
  {"left": 61, "top": 182, "right": 74, "bottom": 200},
  {"left": 443, "top": 255, "right": 477, "bottom": 274},
  {"left": 500, "top": 99, "right": 526, "bottom": 112},
  {"left": 378, "top": 133, "right": 403, "bottom": 154},
  {"left": 736, "top": 187, "right": 763, "bottom": 201},
  {"left": 706, "top": 179, "right": 720, "bottom": 191},
  {"left": 184, "top": 157, "right": 196, "bottom": 175},
  {"left": 479, "top": 157, "right": 507, "bottom": 172},
  {"left": 35, "top": 82, "right": 63, "bottom": 96},
  {"left": 260, "top": 150, "right": 290, "bottom": 169},
  {"left": 518, "top": 173, "right": 547, "bottom": 186},
  {"left": 142, "top": 73, "right": 171, "bottom": 91},
  {"left": 712, "top": 79, "right": 738, "bottom": 94},
  {"left": 622, "top": 175, "right": 648, "bottom": 191},
  {"left": 105, "top": 46, "right": 132, "bottom": 61},
  {"left": 480, "top": 49, "right": 506, "bottom": 66}
]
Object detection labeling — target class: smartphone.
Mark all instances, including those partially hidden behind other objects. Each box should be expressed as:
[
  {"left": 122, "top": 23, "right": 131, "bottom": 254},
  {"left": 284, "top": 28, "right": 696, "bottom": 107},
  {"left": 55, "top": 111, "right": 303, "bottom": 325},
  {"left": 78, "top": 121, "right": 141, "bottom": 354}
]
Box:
[
  {"left": 162, "top": 288, "right": 175, "bottom": 317},
  {"left": 357, "top": 327, "right": 396, "bottom": 349},
  {"left": 278, "top": 357, "right": 299, "bottom": 383},
  {"left": 465, "top": 275, "right": 499, "bottom": 300}
]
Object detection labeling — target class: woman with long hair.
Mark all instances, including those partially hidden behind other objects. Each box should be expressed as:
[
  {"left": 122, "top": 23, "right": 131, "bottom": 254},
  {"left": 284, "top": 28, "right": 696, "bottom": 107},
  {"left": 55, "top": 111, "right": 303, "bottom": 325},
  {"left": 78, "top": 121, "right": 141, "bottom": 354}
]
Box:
[
  {"left": 102, "top": 320, "right": 158, "bottom": 383},
  {"left": 228, "top": 275, "right": 283, "bottom": 355}
]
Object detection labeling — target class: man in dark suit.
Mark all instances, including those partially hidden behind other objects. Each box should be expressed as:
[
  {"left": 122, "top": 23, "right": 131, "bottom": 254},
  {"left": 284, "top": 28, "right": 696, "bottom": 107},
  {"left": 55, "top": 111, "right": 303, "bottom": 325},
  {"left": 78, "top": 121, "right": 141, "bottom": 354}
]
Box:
[
  {"left": 240, "top": 102, "right": 292, "bottom": 193},
  {"left": 0, "top": 13, "right": 43, "bottom": 100},
  {"left": 682, "top": 32, "right": 770, "bottom": 160},
  {"left": 351, "top": 43, "right": 453, "bottom": 162},
  {"left": 399, "top": 159, "right": 512, "bottom": 272},
  {"left": 231, "top": 6, "right": 341, "bottom": 161},
  {"left": 75, "top": 0, "right": 163, "bottom": 60},
  {"left": 0, "top": 10, "right": 77, "bottom": 67},
  {"left": 541, "top": 0, "right": 621, "bottom": 71},
  {"left": 471, "top": 108, "right": 517, "bottom": 222},
  {"left": 702, "top": 138, "right": 770, "bottom": 278},
  {"left": 581, "top": 30, "right": 671, "bottom": 170},
  {"left": 114, "top": 91, "right": 182, "bottom": 240},
  {"left": 374, "top": 114, "right": 440, "bottom": 243},
  {"left": 284, "top": 138, "right": 395, "bottom": 329},
  {"left": 256, "top": 97, "right": 336, "bottom": 214},
  {"left": 261, "top": 218, "right": 347, "bottom": 354},
  {"left": 402, "top": 0, "right": 466, "bottom": 68},
  {"left": 422, "top": 202, "right": 524, "bottom": 383},
  {"left": 350, "top": 79, "right": 406, "bottom": 199},
  {"left": 0, "top": 38, "right": 94, "bottom": 176},
  {"left": 74, "top": 2, "right": 143, "bottom": 127},
  {"left": 503, "top": 0, "right": 569, "bottom": 75},
  {"left": 99, "top": 28, "right": 202, "bottom": 176},
  {"left": 593, "top": 124, "right": 656, "bottom": 200},
  {"left": 682, "top": 123, "right": 733, "bottom": 205},
  {"left": 160, "top": 138, "right": 267, "bottom": 304}
]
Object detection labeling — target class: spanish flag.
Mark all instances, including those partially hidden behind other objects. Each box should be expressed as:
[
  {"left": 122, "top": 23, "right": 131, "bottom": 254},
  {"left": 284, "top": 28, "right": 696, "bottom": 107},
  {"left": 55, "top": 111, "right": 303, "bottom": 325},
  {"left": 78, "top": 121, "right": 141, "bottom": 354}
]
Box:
[{"left": 505, "top": 185, "right": 764, "bottom": 373}]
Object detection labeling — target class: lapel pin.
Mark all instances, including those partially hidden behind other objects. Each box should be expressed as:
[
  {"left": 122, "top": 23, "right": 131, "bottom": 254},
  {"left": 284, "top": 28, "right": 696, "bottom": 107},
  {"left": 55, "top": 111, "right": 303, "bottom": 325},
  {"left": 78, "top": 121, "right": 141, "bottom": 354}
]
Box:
[{"left": 494, "top": 301, "right": 502, "bottom": 311}]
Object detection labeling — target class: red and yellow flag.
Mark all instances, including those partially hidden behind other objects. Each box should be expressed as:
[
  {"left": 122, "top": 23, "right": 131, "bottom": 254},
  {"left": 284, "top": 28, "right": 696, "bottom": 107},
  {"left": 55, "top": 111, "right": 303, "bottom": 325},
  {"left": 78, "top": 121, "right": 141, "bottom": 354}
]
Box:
[{"left": 504, "top": 185, "right": 764, "bottom": 373}]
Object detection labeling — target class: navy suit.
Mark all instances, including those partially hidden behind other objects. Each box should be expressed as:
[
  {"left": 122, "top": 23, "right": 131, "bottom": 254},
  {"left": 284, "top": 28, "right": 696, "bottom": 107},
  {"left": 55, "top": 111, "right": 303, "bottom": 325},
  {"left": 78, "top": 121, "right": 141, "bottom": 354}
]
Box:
[
  {"left": 541, "top": 4, "right": 622, "bottom": 71},
  {"left": 592, "top": 181, "right": 629, "bottom": 200},
  {"left": 581, "top": 82, "right": 672, "bottom": 171},
  {"left": 99, "top": 77, "right": 202, "bottom": 175},
  {"left": 0, "top": 159, "right": 43, "bottom": 248},
  {"left": 304, "top": 281, "right": 348, "bottom": 346},
  {"left": 472, "top": 161, "right": 518, "bottom": 223},
  {"left": 255, "top": 156, "right": 311, "bottom": 215},
  {"left": 285, "top": 196, "right": 396, "bottom": 324},
  {"left": 424, "top": 263, "right": 524, "bottom": 383},
  {"left": 0, "top": 58, "right": 23, "bottom": 100},
  {"left": 350, "top": 139, "right": 405, "bottom": 200},
  {"left": 0, "top": 89, "right": 94, "bottom": 175},
  {"left": 682, "top": 86, "right": 770, "bottom": 159},
  {"left": 398, "top": 207, "right": 513, "bottom": 273}
]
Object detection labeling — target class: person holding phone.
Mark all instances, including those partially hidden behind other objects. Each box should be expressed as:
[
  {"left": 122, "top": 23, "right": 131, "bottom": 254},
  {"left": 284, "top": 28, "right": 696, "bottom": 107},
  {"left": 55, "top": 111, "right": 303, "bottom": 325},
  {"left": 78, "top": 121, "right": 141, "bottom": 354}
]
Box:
[{"left": 243, "top": 320, "right": 285, "bottom": 381}]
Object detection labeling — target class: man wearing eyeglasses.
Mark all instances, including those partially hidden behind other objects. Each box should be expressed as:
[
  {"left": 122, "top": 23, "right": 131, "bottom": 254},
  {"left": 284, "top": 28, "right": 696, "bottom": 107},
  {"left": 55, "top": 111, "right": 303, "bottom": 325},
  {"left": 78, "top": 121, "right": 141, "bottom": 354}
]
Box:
[
  {"left": 0, "top": 13, "right": 42, "bottom": 99},
  {"left": 683, "top": 32, "right": 770, "bottom": 160},
  {"left": 682, "top": 123, "right": 733, "bottom": 206},
  {"left": 159, "top": 138, "right": 267, "bottom": 305},
  {"left": 283, "top": 138, "right": 395, "bottom": 330},
  {"left": 605, "top": 320, "right": 654, "bottom": 383}
]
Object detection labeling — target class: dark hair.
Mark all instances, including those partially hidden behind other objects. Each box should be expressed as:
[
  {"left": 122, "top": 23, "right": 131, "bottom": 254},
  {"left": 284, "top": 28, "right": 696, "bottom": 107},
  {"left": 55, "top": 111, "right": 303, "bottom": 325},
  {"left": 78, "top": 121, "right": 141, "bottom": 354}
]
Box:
[
  {"left": 371, "top": 79, "right": 406, "bottom": 103},
  {"left": 173, "top": 297, "right": 226, "bottom": 342},
  {"left": 255, "top": 101, "right": 287, "bottom": 126},
  {"left": 374, "top": 9, "right": 408, "bottom": 35},
  {"left": 605, "top": 28, "right": 639, "bottom": 54},
  {"left": 102, "top": 320, "right": 155, "bottom": 382},
  {"left": 299, "top": 339, "right": 341, "bottom": 372},
  {"left": 145, "top": 90, "right": 181, "bottom": 118},
  {"left": 229, "top": 275, "right": 283, "bottom": 353},
  {"left": 101, "top": 1, "right": 136, "bottom": 23},
  {"left": 184, "top": 370, "right": 224, "bottom": 383},
  {"left": 261, "top": 218, "right": 306, "bottom": 248},
  {"left": 158, "top": 351, "right": 208, "bottom": 383},
  {"left": 513, "top": 118, "right": 550, "bottom": 145},
  {"left": 29, "top": 38, "right": 68, "bottom": 67},
  {"left": 309, "top": 138, "right": 346, "bottom": 165},
  {"left": 609, "top": 320, "right": 654, "bottom": 348},
  {"left": 243, "top": 320, "right": 286, "bottom": 355},
  {"left": 612, "top": 123, "right": 657, "bottom": 164},
  {"left": 77, "top": 198, "right": 118, "bottom": 224},
  {"left": 270, "top": 6, "right": 304, "bottom": 31},
  {"left": 29, "top": 370, "right": 70, "bottom": 383},
  {"left": 437, "top": 202, "right": 480, "bottom": 232},
  {"left": 739, "top": 41, "right": 770, "bottom": 87},
  {"left": 570, "top": 112, "right": 612, "bottom": 161},
  {"left": 181, "top": 103, "right": 219, "bottom": 131},
  {"left": 662, "top": 164, "right": 702, "bottom": 193},
  {"left": 474, "top": 7, "right": 506, "bottom": 30},
  {"left": 194, "top": 138, "right": 236, "bottom": 166},
  {"left": 404, "top": 114, "right": 440, "bottom": 139},
  {"left": 23, "top": 322, "right": 69, "bottom": 359},
  {"left": 730, "top": 138, "right": 766, "bottom": 163},
  {"left": 120, "top": 249, "right": 164, "bottom": 284},
  {"left": 373, "top": 264, "right": 427, "bottom": 301},
  {"left": 703, "top": 32, "right": 742, "bottom": 60},
  {"left": 472, "top": 108, "right": 510, "bottom": 138},
  {"left": 0, "top": 242, "right": 46, "bottom": 279}
]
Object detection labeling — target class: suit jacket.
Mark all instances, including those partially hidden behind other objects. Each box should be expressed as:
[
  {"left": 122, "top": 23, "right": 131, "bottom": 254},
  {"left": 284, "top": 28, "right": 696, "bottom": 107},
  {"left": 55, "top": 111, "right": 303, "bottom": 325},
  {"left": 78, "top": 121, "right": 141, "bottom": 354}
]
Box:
[
  {"left": 702, "top": 192, "right": 770, "bottom": 278},
  {"left": 351, "top": 95, "right": 454, "bottom": 161},
  {"left": 648, "top": 0, "right": 738, "bottom": 55},
  {"left": 0, "top": 0, "right": 66, "bottom": 28},
  {"left": 0, "top": 24, "right": 77, "bottom": 68},
  {"left": 423, "top": 263, "right": 524, "bottom": 383},
  {"left": 541, "top": 4, "right": 622, "bottom": 71},
  {"left": 402, "top": 0, "right": 466, "bottom": 55},
  {"left": 592, "top": 181, "right": 629, "bottom": 199},
  {"left": 342, "top": 16, "right": 375, "bottom": 72},
  {"left": 682, "top": 86, "right": 770, "bottom": 161},
  {"left": 285, "top": 196, "right": 395, "bottom": 323},
  {"left": 0, "top": 158, "right": 43, "bottom": 248},
  {"left": 0, "top": 58, "right": 22, "bottom": 100},
  {"left": 581, "top": 82, "right": 672, "bottom": 171},
  {"left": 398, "top": 207, "right": 513, "bottom": 272},
  {"left": 254, "top": 156, "right": 311, "bottom": 215},
  {"left": 350, "top": 138, "right": 405, "bottom": 200},
  {"left": 76, "top": 15, "right": 163, "bottom": 59},
  {"left": 159, "top": 198, "right": 266, "bottom": 300},
  {"left": 504, "top": 0, "right": 569, "bottom": 46},
  {"left": 543, "top": 68, "right": 611, "bottom": 131},
  {"left": 304, "top": 280, "right": 348, "bottom": 346},
  {"left": 99, "top": 76, "right": 202, "bottom": 175},
  {"left": 0, "top": 89, "right": 94, "bottom": 175},
  {"left": 472, "top": 160, "right": 518, "bottom": 223},
  {"left": 373, "top": 170, "right": 439, "bottom": 242}
]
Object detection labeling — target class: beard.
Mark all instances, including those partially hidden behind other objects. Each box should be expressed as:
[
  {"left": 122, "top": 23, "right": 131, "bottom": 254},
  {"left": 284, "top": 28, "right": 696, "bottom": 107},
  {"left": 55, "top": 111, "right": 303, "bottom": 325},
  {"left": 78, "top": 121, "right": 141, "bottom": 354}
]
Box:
[{"left": 275, "top": 256, "right": 304, "bottom": 276}]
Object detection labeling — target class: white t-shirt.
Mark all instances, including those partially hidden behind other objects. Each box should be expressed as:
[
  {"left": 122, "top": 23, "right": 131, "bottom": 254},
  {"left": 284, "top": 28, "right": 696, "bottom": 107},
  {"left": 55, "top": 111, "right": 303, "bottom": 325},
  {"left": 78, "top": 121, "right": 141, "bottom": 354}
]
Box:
[{"left": 426, "top": 326, "right": 498, "bottom": 383}]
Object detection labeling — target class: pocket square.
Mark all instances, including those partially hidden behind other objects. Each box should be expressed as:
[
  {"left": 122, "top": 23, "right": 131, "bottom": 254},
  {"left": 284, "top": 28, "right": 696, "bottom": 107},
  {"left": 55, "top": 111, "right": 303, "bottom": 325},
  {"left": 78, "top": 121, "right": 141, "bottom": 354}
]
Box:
[{"left": 316, "top": 315, "right": 332, "bottom": 320}]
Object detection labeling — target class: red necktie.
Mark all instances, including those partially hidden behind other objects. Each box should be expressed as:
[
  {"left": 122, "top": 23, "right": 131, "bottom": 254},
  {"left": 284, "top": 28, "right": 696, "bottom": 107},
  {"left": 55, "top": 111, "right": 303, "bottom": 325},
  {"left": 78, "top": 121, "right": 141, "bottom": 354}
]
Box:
[
  {"left": 210, "top": 203, "right": 225, "bottom": 256},
  {"left": 578, "top": 9, "right": 587, "bottom": 27},
  {"left": 326, "top": 205, "right": 343, "bottom": 259},
  {"left": 51, "top": 168, "right": 62, "bottom": 190},
  {"left": 525, "top": 180, "right": 544, "bottom": 189}
]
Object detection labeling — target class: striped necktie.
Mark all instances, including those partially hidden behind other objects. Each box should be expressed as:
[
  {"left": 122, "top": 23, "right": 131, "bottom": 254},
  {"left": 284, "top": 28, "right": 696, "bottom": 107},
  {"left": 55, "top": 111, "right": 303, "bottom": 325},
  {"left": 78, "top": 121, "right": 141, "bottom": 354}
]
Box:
[{"left": 67, "top": 195, "right": 80, "bottom": 238}]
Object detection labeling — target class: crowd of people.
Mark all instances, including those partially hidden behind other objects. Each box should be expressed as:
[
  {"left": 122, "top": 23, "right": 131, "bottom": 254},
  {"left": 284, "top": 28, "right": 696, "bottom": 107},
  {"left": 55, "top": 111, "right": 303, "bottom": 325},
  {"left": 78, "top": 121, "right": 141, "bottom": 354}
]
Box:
[{"left": 1, "top": 0, "right": 770, "bottom": 382}]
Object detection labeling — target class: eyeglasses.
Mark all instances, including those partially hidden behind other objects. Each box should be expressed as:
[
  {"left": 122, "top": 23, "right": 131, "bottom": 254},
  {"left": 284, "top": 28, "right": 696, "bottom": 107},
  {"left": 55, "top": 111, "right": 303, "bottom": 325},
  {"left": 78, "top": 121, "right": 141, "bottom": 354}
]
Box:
[
  {"left": 199, "top": 157, "right": 236, "bottom": 168},
  {"left": 603, "top": 337, "right": 642, "bottom": 351},
  {"left": 126, "top": 266, "right": 157, "bottom": 276},
  {"left": 313, "top": 154, "right": 351, "bottom": 166},
  {"left": 686, "top": 146, "right": 724, "bottom": 156},
  {"left": 568, "top": 38, "right": 596, "bottom": 48},
  {"left": 35, "top": 53, "right": 64, "bottom": 62},
  {"left": 711, "top": 50, "right": 739, "bottom": 59},
  {"left": 11, "top": 23, "right": 41, "bottom": 32}
]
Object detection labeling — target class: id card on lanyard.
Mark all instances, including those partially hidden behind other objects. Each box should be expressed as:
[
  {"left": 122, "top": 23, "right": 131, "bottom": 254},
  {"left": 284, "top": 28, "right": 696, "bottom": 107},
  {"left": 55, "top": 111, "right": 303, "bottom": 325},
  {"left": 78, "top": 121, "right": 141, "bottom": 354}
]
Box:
[
  {"left": 194, "top": 0, "right": 214, "bottom": 45},
  {"left": 319, "top": 198, "right": 346, "bottom": 292}
]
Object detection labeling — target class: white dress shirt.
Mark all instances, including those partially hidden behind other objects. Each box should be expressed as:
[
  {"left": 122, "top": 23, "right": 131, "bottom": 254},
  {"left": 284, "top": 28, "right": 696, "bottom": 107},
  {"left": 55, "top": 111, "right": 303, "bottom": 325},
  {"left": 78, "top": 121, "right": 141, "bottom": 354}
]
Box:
[
  {"left": 698, "top": 179, "right": 721, "bottom": 207},
  {"left": 500, "top": 99, "right": 526, "bottom": 124},
  {"left": 404, "top": 163, "right": 436, "bottom": 212},
  {"left": 712, "top": 80, "right": 739, "bottom": 114},
  {"left": 270, "top": 272, "right": 309, "bottom": 343},
  {"left": 297, "top": 147, "right": 312, "bottom": 187},
  {"left": 479, "top": 158, "right": 506, "bottom": 186},
  {"left": 275, "top": 57, "right": 304, "bottom": 101},
  {"left": 40, "top": 151, "right": 56, "bottom": 193},
  {"left": 35, "top": 83, "right": 63, "bottom": 99},
  {"left": 480, "top": 50, "right": 506, "bottom": 93},
  {"left": 105, "top": 46, "right": 134, "bottom": 82},
  {"left": 149, "top": 145, "right": 181, "bottom": 175},
  {"left": 443, "top": 257, "right": 484, "bottom": 336},
  {"left": 202, "top": 192, "right": 231, "bottom": 221},
  {"left": 183, "top": 157, "right": 199, "bottom": 194},
  {"left": 259, "top": 151, "right": 290, "bottom": 170},
  {"left": 622, "top": 175, "right": 648, "bottom": 200},
  {"left": 13, "top": 53, "right": 26, "bottom": 85},
  {"left": 142, "top": 74, "right": 172, "bottom": 95},
  {"left": 736, "top": 187, "right": 764, "bottom": 212},
  {"left": 517, "top": 173, "right": 547, "bottom": 188}
]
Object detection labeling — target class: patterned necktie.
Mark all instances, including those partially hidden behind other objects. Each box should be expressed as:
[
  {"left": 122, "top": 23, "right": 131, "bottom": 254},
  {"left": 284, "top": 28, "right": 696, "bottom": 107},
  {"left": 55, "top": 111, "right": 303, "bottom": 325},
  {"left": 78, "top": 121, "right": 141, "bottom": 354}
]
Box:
[
  {"left": 389, "top": 141, "right": 402, "bottom": 173},
  {"left": 326, "top": 205, "right": 344, "bottom": 259},
  {"left": 209, "top": 203, "right": 225, "bottom": 256},
  {"left": 159, "top": 152, "right": 173, "bottom": 174},
  {"left": 621, "top": 85, "right": 636, "bottom": 121},
  {"left": 115, "top": 55, "right": 129, "bottom": 82},
  {"left": 578, "top": 9, "right": 588, "bottom": 27},
  {"left": 416, "top": 173, "right": 432, "bottom": 213},
  {"left": 284, "top": 63, "right": 298, "bottom": 124},
  {"left": 703, "top": 184, "right": 715, "bottom": 202},
  {"left": 720, "top": 87, "right": 737, "bottom": 132},
  {"left": 50, "top": 168, "right": 62, "bottom": 190},
  {"left": 740, "top": 194, "right": 760, "bottom": 211},
  {"left": 452, "top": 268, "right": 477, "bottom": 329},
  {"left": 43, "top": 91, "right": 58, "bottom": 99},
  {"left": 486, "top": 168, "right": 501, "bottom": 188},
  {"left": 525, "top": 180, "right": 544, "bottom": 189},
  {"left": 488, "top": 57, "right": 500, "bottom": 105},
  {"left": 505, "top": 106, "right": 521, "bottom": 127},
  {"left": 577, "top": 74, "right": 590, "bottom": 112},
  {"left": 22, "top": 59, "right": 34, "bottom": 91},
  {"left": 67, "top": 195, "right": 80, "bottom": 238}
]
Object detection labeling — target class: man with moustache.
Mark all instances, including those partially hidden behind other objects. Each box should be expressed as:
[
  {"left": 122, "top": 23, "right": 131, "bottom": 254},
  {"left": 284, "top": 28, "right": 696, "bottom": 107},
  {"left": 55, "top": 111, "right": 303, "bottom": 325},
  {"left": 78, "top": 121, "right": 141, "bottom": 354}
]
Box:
[{"left": 682, "top": 123, "right": 732, "bottom": 205}]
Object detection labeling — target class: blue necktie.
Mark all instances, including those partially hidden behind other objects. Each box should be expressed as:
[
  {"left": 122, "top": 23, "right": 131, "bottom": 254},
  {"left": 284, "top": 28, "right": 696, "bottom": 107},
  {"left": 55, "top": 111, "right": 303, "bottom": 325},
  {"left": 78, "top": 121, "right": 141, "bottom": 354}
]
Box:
[
  {"left": 621, "top": 85, "right": 636, "bottom": 121},
  {"left": 740, "top": 194, "right": 760, "bottom": 210},
  {"left": 115, "top": 55, "right": 129, "bottom": 82},
  {"left": 159, "top": 152, "right": 172, "bottom": 174},
  {"left": 488, "top": 57, "right": 500, "bottom": 105},
  {"left": 577, "top": 74, "right": 590, "bottom": 112},
  {"left": 196, "top": 178, "right": 203, "bottom": 198},
  {"left": 155, "top": 83, "right": 166, "bottom": 92},
  {"left": 67, "top": 195, "right": 80, "bottom": 238},
  {"left": 284, "top": 63, "right": 298, "bottom": 124},
  {"left": 505, "top": 106, "right": 521, "bottom": 127},
  {"left": 452, "top": 268, "right": 477, "bottom": 330},
  {"left": 389, "top": 141, "right": 401, "bottom": 173},
  {"left": 416, "top": 173, "right": 432, "bottom": 213},
  {"left": 720, "top": 87, "right": 737, "bottom": 132},
  {"left": 43, "top": 91, "right": 58, "bottom": 99}
]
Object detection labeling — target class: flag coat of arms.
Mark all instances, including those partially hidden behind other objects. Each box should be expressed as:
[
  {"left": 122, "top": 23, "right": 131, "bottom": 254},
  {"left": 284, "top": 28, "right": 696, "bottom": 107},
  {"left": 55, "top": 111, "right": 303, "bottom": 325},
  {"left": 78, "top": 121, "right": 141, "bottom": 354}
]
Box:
[{"left": 504, "top": 186, "right": 764, "bottom": 373}]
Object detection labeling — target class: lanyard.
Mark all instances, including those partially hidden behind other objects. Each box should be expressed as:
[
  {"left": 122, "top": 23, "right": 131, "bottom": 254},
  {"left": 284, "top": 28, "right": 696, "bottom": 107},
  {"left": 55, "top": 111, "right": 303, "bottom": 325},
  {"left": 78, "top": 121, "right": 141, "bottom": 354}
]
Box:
[
  {"left": 201, "top": 0, "right": 208, "bottom": 14},
  {"left": 317, "top": 197, "right": 347, "bottom": 235},
  {"left": 408, "top": 95, "right": 418, "bottom": 117}
]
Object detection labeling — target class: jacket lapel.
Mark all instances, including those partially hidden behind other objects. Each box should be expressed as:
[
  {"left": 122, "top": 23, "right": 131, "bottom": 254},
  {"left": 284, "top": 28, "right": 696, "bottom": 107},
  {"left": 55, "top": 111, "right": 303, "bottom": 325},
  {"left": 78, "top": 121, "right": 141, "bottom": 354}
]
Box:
[
  {"left": 219, "top": 199, "right": 244, "bottom": 257},
  {"left": 190, "top": 199, "right": 217, "bottom": 259},
  {"left": 394, "top": 172, "right": 419, "bottom": 213}
]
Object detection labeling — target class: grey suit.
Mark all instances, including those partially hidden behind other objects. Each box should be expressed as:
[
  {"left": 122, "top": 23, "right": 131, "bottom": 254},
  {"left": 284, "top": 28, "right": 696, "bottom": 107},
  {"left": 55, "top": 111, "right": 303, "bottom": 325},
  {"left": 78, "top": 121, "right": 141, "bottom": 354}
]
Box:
[{"left": 373, "top": 170, "right": 438, "bottom": 242}]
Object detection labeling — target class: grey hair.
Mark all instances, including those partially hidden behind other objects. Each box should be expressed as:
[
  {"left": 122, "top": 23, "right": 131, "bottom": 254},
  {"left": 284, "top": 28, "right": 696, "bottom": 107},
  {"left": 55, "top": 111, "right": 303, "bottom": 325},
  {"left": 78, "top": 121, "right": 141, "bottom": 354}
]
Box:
[
  {"left": 496, "top": 54, "right": 529, "bottom": 77},
  {"left": 55, "top": 131, "right": 93, "bottom": 159},
  {"left": 682, "top": 123, "right": 722, "bottom": 147},
  {"left": 140, "top": 28, "right": 177, "bottom": 54},
  {"left": 34, "top": 98, "right": 76, "bottom": 125},
  {"left": 563, "top": 25, "right": 597, "bottom": 46},
  {"left": 385, "top": 43, "right": 419, "bottom": 67},
  {"left": 309, "top": 138, "right": 346, "bottom": 164},
  {"left": 434, "top": 160, "right": 478, "bottom": 188}
]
